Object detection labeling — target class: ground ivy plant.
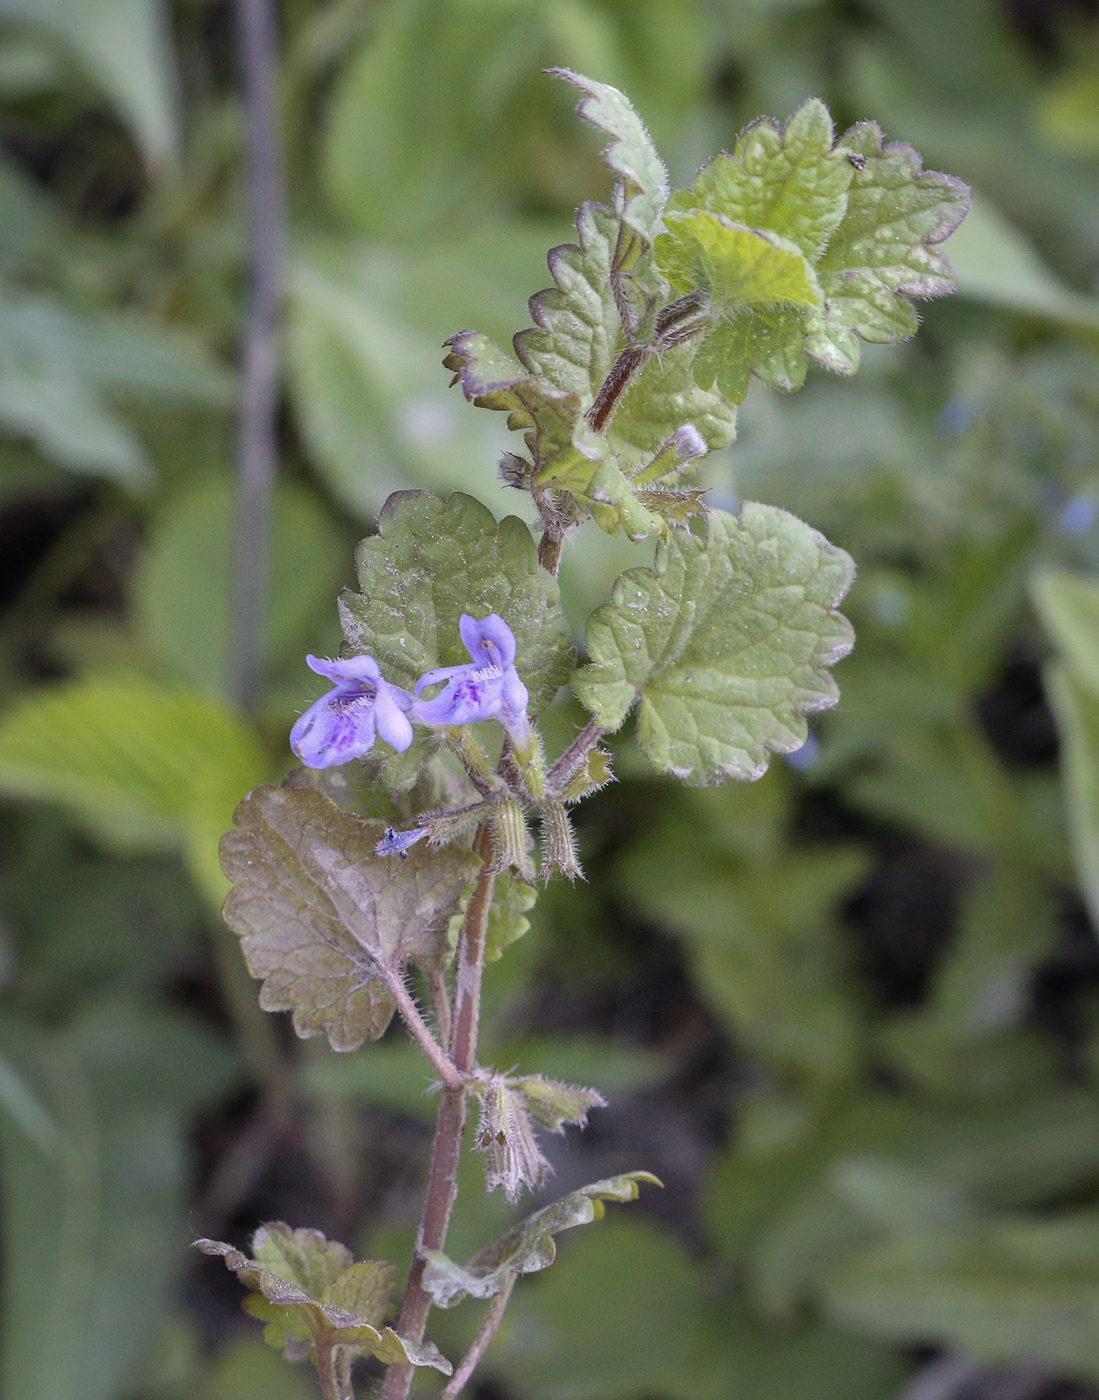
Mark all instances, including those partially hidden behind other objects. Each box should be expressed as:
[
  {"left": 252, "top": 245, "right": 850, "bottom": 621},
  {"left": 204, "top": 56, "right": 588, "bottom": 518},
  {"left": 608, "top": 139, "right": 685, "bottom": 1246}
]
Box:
[{"left": 198, "top": 71, "right": 969, "bottom": 1400}]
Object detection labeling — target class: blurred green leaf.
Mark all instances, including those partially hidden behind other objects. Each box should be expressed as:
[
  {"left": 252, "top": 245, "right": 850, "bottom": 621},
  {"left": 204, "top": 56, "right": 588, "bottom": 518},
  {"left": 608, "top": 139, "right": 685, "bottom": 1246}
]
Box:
[
  {"left": 948, "top": 194, "right": 1099, "bottom": 334},
  {"left": 0, "top": 1006, "right": 239, "bottom": 1400},
  {"left": 1038, "top": 59, "right": 1099, "bottom": 157},
  {"left": 0, "top": 291, "right": 233, "bottom": 488},
  {"left": 822, "top": 1211, "right": 1099, "bottom": 1380},
  {"left": 0, "top": 677, "right": 266, "bottom": 903},
  {"left": 133, "top": 473, "right": 344, "bottom": 703},
  {"left": 0, "top": 0, "right": 180, "bottom": 169},
  {"left": 1044, "top": 665, "right": 1099, "bottom": 934},
  {"left": 1033, "top": 568, "right": 1099, "bottom": 696}
]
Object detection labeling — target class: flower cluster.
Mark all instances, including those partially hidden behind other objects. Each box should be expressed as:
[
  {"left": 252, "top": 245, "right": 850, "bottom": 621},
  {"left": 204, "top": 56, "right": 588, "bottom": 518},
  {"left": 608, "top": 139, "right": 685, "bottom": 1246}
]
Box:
[{"left": 290, "top": 613, "right": 530, "bottom": 770}]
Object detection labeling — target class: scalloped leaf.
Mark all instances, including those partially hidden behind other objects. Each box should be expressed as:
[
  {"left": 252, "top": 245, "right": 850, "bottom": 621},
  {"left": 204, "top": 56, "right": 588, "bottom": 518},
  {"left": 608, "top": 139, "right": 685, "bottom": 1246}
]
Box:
[
  {"left": 550, "top": 67, "right": 668, "bottom": 252},
  {"left": 420, "top": 1172, "right": 662, "bottom": 1307},
  {"left": 340, "top": 490, "right": 573, "bottom": 715},
  {"left": 806, "top": 122, "right": 970, "bottom": 374},
  {"left": 220, "top": 784, "right": 481, "bottom": 1050},
  {"left": 656, "top": 99, "right": 970, "bottom": 399},
  {"left": 572, "top": 504, "right": 855, "bottom": 785},
  {"left": 196, "top": 1227, "right": 451, "bottom": 1372}
]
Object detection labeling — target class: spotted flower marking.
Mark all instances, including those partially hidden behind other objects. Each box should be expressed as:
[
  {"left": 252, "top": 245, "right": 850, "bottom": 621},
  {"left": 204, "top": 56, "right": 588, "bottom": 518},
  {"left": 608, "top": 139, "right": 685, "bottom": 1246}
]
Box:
[{"left": 413, "top": 614, "right": 532, "bottom": 751}]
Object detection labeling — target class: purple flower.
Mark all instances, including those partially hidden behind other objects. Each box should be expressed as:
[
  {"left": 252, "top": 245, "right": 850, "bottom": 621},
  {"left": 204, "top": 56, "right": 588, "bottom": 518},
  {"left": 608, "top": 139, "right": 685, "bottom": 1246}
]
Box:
[
  {"left": 290, "top": 655, "right": 414, "bottom": 769},
  {"left": 413, "top": 613, "right": 531, "bottom": 747}
]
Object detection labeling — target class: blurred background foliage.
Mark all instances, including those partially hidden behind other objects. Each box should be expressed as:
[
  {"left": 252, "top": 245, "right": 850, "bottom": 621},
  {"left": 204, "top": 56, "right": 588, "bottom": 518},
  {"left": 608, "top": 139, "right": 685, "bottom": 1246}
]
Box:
[{"left": 9, "top": 2, "right": 1099, "bottom": 1399}]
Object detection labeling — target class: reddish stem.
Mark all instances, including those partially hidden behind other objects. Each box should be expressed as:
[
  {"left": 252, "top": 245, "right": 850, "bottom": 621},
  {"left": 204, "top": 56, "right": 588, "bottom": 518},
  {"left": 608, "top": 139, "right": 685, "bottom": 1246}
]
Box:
[{"left": 379, "top": 829, "right": 496, "bottom": 1400}]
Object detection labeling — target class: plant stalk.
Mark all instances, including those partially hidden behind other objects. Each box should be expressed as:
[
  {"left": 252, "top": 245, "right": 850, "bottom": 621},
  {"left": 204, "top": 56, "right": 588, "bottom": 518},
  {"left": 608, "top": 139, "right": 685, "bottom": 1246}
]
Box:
[
  {"left": 231, "top": 0, "right": 285, "bottom": 715},
  {"left": 439, "top": 1274, "right": 518, "bottom": 1400},
  {"left": 385, "top": 969, "right": 464, "bottom": 1092},
  {"left": 379, "top": 829, "right": 496, "bottom": 1400}
]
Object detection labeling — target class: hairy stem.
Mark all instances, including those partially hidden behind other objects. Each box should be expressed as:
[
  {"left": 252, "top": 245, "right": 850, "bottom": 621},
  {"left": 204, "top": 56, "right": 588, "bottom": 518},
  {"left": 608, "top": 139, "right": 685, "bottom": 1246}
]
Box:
[
  {"left": 439, "top": 1274, "right": 518, "bottom": 1400},
  {"left": 547, "top": 718, "right": 605, "bottom": 795},
  {"left": 380, "top": 829, "right": 496, "bottom": 1400},
  {"left": 428, "top": 969, "right": 452, "bottom": 1051},
  {"left": 586, "top": 342, "right": 650, "bottom": 432},
  {"left": 385, "top": 969, "right": 464, "bottom": 1092},
  {"left": 231, "top": 0, "right": 285, "bottom": 714},
  {"left": 316, "top": 1340, "right": 348, "bottom": 1400}
]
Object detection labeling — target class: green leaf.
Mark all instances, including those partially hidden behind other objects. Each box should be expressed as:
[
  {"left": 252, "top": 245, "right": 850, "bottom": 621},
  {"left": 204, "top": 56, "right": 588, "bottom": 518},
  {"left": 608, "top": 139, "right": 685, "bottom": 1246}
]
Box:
[
  {"left": 0, "top": 678, "right": 266, "bottom": 905},
  {"left": 551, "top": 67, "right": 668, "bottom": 252},
  {"left": 657, "top": 215, "right": 821, "bottom": 312},
  {"left": 442, "top": 75, "right": 738, "bottom": 538},
  {"left": 946, "top": 193, "right": 1099, "bottom": 334},
  {"left": 484, "top": 873, "right": 538, "bottom": 963},
  {"left": 573, "top": 504, "right": 855, "bottom": 784},
  {"left": 219, "top": 784, "right": 481, "bottom": 1051},
  {"left": 0, "top": 0, "right": 181, "bottom": 170},
  {"left": 657, "top": 213, "right": 821, "bottom": 402},
  {"left": 1044, "top": 666, "right": 1099, "bottom": 936},
  {"left": 420, "top": 1171, "right": 662, "bottom": 1307},
  {"left": 1033, "top": 568, "right": 1099, "bottom": 696},
  {"left": 195, "top": 1226, "right": 450, "bottom": 1373},
  {"left": 656, "top": 100, "right": 969, "bottom": 397},
  {"left": 133, "top": 474, "right": 345, "bottom": 703},
  {"left": 804, "top": 121, "right": 969, "bottom": 372},
  {"left": 340, "top": 490, "right": 574, "bottom": 716},
  {"left": 822, "top": 1211, "right": 1099, "bottom": 1381},
  {"left": 672, "top": 99, "right": 854, "bottom": 261},
  {"left": 0, "top": 1007, "right": 240, "bottom": 1400}
]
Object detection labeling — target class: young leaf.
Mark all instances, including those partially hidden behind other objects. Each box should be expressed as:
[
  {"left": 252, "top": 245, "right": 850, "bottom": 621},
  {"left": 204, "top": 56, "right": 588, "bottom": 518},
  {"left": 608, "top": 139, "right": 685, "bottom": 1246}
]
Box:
[
  {"left": 656, "top": 99, "right": 970, "bottom": 399},
  {"left": 420, "top": 1171, "right": 662, "bottom": 1307},
  {"left": 340, "top": 490, "right": 573, "bottom": 716},
  {"left": 443, "top": 72, "right": 738, "bottom": 539},
  {"left": 656, "top": 213, "right": 822, "bottom": 402},
  {"left": 572, "top": 504, "right": 855, "bottom": 785},
  {"left": 550, "top": 67, "right": 668, "bottom": 252},
  {"left": 220, "top": 784, "right": 481, "bottom": 1051},
  {"left": 443, "top": 209, "right": 736, "bottom": 538},
  {"left": 511, "top": 1075, "right": 607, "bottom": 1134},
  {"left": 196, "top": 1226, "right": 451, "bottom": 1373}
]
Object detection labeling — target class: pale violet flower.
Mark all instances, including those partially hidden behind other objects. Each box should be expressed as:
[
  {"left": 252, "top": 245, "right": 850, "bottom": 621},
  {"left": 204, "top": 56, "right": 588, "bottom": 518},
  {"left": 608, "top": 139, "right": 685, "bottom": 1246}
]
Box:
[
  {"left": 413, "top": 613, "right": 531, "bottom": 749},
  {"left": 290, "top": 655, "right": 414, "bottom": 769}
]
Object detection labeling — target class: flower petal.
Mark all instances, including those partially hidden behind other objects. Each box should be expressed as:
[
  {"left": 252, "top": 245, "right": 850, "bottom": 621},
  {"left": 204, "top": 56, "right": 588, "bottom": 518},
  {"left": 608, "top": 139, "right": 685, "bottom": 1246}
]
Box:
[
  {"left": 460, "top": 614, "right": 517, "bottom": 670},
  {"left": 373, "top": 683, "right": 415, "bottom": 752},
  {"left": 414, "top": 669, "right": 506, "bottom": 727},
  {"left": 415, "top": 663, "right": 469, "bottom": 697},
  {"left": 306, "top": 653, "right": 383, "bottom": 686},
  {"left": 290, "top": 691, "right": 377, "bottom": 767}
]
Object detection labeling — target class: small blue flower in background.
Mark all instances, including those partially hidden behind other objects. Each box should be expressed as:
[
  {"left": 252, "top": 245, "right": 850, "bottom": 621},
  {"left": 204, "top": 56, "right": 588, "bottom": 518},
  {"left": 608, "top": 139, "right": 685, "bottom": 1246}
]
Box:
[
  {"left": 414, "top": 613, "right": 531, "bottom": 749},
  {"left": 1059, "top": 492, "right": 1099, "bottom": 537},
  {"left": 291, "top": 655, "right": 414, "bottom": 768}
]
